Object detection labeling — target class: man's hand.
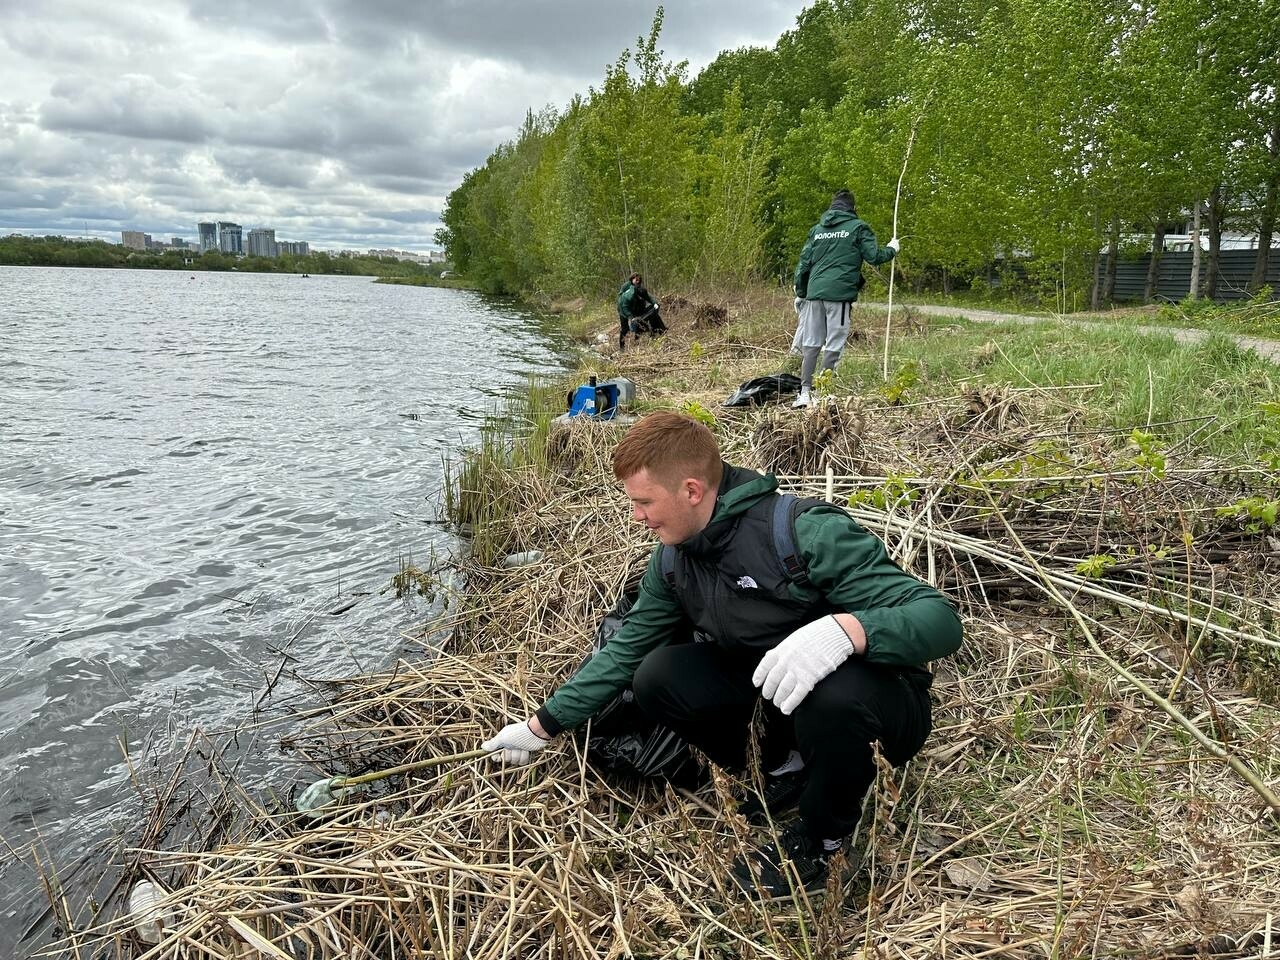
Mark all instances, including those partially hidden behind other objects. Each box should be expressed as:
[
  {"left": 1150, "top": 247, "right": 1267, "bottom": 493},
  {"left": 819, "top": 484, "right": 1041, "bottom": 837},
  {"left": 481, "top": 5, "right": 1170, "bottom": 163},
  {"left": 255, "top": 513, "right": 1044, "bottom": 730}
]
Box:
[
  {"left": 793, "top": 297, "right": 804, "bottom": 314},
  {"left": 481, "top": 719, "right": 550, "bottom": 765},
  {"left": 753, "top": 616, "right": 855, "bottom": 715},
  {"left": 886, "top": 237, "right": 900, "bottom": 253}
]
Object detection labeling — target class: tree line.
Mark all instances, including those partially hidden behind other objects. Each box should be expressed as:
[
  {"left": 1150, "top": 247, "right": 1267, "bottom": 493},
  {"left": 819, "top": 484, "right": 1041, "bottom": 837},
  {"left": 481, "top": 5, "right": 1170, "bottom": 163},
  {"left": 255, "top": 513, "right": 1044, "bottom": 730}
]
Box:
[
  {"left": 436, "top": 0, "right": 1278, "bottom": 307},
  {"left": 0, "top": 234, "right": 441, "bottom": 280}
]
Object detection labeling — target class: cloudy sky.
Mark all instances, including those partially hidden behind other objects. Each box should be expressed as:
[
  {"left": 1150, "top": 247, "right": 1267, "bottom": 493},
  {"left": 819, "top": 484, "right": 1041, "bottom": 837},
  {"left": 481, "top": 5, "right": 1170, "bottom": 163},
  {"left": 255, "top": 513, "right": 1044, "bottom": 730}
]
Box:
[{"left": 0, "top": 1, "right": 807, "bottom": 252}]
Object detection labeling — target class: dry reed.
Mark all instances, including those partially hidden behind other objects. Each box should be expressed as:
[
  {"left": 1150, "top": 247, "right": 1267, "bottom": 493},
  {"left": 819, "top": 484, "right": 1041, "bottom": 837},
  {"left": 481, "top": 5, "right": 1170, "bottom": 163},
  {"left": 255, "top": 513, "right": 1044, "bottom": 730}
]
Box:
[{"left": 48, "top": 299, "right": 1280, "bottom": 960}]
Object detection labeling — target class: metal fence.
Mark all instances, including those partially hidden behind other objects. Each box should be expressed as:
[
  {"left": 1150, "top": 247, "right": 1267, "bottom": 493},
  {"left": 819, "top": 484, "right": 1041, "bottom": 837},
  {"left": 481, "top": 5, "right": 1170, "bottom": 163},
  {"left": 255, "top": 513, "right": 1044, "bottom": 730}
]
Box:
[{"left": 1101, "top": 248, "right": 1279, "bottom": 302}]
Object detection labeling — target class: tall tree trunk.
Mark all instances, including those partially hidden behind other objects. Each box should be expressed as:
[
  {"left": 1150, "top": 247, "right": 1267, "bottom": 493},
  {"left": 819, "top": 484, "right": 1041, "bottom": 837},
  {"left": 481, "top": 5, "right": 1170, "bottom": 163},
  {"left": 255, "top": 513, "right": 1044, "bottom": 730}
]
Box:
[
  {"left": 1103, "top": 215, "right": 1120, "bottom": 304},
  {"left": 1144, "top": 222, "right": 1167, "bottom": 303},
  {"left": 1251, "top": 122, "right": 1279, "bottom": 293},
  {"left": 1090, "top": 207, "right": 1103, "bottom": 310},
  {"left": 1189, "top": 201, "right": 1202, "bottom": 300},
  {"left": 1205, "top": 184, "right": 1223, "bottom": 301}
]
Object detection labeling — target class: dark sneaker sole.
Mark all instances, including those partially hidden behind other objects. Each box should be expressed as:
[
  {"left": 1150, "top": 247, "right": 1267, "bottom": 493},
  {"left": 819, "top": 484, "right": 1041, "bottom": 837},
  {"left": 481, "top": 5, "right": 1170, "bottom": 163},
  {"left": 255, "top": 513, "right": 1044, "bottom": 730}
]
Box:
[
  {"left": 730, "top": 863, "right": 849, "bottom": 901},
  {"left": 738, "top": 776, "right": 808, "bottom": 826}
]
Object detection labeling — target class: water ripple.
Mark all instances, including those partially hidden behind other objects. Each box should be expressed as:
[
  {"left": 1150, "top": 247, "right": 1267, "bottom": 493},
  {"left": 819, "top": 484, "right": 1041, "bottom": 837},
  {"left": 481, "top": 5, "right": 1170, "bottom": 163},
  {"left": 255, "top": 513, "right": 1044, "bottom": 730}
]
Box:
[{"left": 0, "top": 266, "right": 572, "bottom": 948}]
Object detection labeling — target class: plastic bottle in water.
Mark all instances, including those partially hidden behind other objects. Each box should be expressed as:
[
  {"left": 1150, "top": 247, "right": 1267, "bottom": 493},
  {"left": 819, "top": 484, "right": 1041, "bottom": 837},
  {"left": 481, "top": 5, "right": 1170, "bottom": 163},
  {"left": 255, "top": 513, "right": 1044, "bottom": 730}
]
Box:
[
  {"left": 502, "top": 550, "right": 543, "bottom": 568},
  {"left": 128, "top": 881, "right": 171, "bottom": 944}
]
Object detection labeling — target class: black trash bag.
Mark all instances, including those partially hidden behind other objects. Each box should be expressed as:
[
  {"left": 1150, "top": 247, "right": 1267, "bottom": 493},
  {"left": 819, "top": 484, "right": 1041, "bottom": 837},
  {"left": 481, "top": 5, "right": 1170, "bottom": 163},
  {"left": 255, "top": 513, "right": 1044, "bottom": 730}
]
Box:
[
  {"left": 630, "top": 304, "right": 667, "bottom": 337},
  {"left": 722, "top": 372, "right": 802, "bottom": 407},
  {"left": 571, "top": 593, "right": 704, "bottom": 786}
]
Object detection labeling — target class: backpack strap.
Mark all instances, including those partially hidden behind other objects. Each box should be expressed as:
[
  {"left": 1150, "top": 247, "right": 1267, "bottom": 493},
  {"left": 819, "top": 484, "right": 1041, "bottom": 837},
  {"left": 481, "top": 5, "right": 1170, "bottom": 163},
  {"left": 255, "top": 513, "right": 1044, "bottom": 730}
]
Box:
[
  {"left": 660, "top": 543, "right": 677, "bottom": 590},
  {"left": 774, "top": 493, "right": 833, "bottom": 589},
  {"left": 663, "top": 493, "right": 822, "bottom": 592},
  {"left": 772, "top": 494, "right": 810, "bottom": 588}
]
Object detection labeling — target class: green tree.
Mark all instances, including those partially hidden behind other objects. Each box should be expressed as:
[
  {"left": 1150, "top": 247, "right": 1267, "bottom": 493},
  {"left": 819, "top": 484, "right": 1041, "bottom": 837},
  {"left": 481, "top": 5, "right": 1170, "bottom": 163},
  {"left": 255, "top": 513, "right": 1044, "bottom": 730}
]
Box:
[{"left": 692, "top": 82, "right": 774, "bottom": 285}]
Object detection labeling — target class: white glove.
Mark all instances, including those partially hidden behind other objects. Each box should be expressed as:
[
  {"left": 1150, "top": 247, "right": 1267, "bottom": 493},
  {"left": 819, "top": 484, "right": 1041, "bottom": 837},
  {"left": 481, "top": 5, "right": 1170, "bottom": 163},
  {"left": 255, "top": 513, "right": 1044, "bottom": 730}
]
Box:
[
  {"left": 481, "top": 720, "right": 549, "bottom": 765},
  {"left": 753, "top": 616, "right": 854, "bottom": 715},
  {"left": 793, "top": 297, "right": 804, "bottom": 314},
  {"left": 886, "top": 237, "right": 900, "bottom": 253}
]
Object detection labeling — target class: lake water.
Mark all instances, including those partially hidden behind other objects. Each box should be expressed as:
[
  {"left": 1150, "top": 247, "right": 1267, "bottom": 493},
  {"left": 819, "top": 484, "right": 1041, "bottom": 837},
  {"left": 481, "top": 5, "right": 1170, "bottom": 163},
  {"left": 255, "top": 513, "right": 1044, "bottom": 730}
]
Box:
[{"left": 0, "top": 267, "right": 570, "bottom": 953}]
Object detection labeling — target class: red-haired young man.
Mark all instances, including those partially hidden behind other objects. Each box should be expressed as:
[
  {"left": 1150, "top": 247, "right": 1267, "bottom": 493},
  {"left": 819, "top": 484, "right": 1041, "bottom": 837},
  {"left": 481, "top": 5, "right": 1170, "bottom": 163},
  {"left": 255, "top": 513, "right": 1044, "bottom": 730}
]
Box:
[{"left": 482, "top": 411, "right": 961, "bottom": 897}]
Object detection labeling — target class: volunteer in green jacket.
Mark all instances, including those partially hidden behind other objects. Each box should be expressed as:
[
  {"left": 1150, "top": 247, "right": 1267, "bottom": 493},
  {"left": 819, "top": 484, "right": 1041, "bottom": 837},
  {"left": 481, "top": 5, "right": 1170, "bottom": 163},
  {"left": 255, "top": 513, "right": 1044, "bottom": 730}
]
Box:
[
  {"left": 792, "top": 188, "right": 898, "bottom": 408},
  {"left": 481, "top": 412, "right": 961, "bottom": 898},
  {"left": 617, "top": 272, "right": 666, "bottom": 350}
]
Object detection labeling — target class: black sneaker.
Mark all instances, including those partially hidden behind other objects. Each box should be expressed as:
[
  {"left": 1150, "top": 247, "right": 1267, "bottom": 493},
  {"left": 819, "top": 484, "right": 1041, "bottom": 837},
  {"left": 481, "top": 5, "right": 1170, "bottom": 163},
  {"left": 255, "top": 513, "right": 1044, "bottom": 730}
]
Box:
[
  {"left": 729, "top": 820, "right": 845, "bottom": 899},
  {"left": 737, "top": 769, "right": 807, "bottom": 826}
]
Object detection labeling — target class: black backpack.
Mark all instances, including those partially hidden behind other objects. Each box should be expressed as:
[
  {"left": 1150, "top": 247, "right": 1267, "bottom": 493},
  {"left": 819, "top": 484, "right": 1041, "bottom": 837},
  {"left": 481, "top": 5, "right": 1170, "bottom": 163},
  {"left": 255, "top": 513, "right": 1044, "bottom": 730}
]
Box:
[
  {"left": 575, "top": 494, "right": 826, "bottom": 783},
  {"left": 659, "top": 493, "right": 827, "bottom": 590}
]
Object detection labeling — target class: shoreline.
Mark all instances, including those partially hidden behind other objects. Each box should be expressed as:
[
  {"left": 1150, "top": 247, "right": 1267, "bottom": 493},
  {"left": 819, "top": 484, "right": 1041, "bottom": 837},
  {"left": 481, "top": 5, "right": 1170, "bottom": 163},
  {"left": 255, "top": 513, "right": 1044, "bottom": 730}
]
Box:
[{"left": 48, "top": 288, "right": 1280, "bottom": 957}]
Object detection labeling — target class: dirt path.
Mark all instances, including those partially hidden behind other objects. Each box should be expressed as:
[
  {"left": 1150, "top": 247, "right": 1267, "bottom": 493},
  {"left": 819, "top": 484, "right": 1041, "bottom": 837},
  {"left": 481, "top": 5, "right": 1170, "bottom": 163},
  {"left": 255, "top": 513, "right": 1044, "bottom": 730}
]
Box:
[{"left": 860, "top": 301, "right": 1280, "bottom": 364}]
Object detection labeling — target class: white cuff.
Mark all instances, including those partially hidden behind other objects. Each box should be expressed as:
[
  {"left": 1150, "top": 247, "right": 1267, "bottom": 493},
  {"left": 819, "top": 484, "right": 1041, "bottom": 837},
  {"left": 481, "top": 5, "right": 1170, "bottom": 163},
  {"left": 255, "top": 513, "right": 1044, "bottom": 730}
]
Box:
[
  {"left": 808, "top": 615, "right": 854, "bottom": 661},
  {"left": 481, "top": 720, "right": 548, "bottom": 754}
]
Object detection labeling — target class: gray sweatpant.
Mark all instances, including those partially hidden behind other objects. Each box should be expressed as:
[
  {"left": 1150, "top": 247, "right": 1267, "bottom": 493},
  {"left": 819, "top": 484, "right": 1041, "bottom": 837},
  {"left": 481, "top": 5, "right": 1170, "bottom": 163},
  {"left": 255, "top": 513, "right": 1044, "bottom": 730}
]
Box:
[{"left": 792, "top": 299, "right": 853, "bottom": 388}]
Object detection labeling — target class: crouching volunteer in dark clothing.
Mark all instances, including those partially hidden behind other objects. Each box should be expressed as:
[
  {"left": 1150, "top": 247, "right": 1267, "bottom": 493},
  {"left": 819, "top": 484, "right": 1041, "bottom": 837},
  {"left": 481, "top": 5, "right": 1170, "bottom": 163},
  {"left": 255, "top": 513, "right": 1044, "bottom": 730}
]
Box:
[
  {"left": 792, "top": 188, "right": 898, "bottom": 408},
  {"left": 617, "top": 272, "right": 667, "bottom": 350},
  {"left": 481, "top": 412, "right": 962, "bottom": 898}
]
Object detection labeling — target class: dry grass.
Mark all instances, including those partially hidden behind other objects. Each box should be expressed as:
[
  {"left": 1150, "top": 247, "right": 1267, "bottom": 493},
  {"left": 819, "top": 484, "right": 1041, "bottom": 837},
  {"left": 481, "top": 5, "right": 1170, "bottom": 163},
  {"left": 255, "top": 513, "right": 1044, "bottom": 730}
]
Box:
[{"left": 49, "top": 292, "right": 1280, "bottom": 959}]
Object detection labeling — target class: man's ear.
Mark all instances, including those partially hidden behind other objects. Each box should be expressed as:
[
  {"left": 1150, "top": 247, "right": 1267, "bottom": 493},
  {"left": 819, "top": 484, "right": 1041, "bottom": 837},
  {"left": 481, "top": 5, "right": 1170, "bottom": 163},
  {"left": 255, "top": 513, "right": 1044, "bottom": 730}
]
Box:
[{"left": 683, "top": 477, "right": 707, "bottom": 506}]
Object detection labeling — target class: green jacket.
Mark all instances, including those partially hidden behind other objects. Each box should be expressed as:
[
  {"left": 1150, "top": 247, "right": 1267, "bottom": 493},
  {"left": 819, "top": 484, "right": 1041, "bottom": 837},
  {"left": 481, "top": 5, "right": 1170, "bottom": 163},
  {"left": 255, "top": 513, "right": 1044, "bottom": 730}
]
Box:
[
  {"left": 536, "top": 468, "right": 961, "bottom": 735},
  {"left": 618, "top": 281, "right": 654, "bottom": 320},
  {"left": 793, "top": 206, "right": 895, "bottom": 302}
]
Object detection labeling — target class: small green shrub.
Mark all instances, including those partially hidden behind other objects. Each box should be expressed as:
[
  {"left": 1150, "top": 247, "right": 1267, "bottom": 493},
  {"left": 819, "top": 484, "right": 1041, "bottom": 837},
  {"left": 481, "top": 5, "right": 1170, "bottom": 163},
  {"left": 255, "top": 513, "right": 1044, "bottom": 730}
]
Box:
[
  {"left": 680, "top": 400, "right": 717, "bottom": 429},
  {"left": 881, "top": 361, "right": 921, "bottom": 405},
  {"left": 1075, "top": 554, "right": 1117, "bottom": 578},
  {"left": 1125, "top": 429, "right": 1167, "bottom": 481},
  {"left": 1215, "top": 496, "right": 1280, "bottom": 532}
]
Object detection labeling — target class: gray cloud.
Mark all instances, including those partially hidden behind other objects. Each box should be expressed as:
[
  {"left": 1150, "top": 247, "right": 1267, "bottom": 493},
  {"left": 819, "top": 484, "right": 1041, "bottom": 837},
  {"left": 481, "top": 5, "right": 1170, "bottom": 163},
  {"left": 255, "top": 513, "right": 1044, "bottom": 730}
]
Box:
[
  {"left": 0, "top": 185, "right": 73, "bottom": 211},
  {"left": 213, "top": 149, "right": 322, "bottom": 191},
  {"left": 183, "top": 0, "right": 334, "bottom": 44},
  {"left": 1, "top": 1, "right": 804, "bottom": 250},
  {"left": 41, "top": 76, "right": 216, "bottom": 144}
]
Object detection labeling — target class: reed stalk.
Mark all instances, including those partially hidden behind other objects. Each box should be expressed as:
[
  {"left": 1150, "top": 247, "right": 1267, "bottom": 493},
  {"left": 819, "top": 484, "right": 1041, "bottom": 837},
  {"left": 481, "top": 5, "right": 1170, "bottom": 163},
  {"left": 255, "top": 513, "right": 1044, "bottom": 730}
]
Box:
[{"left": 45, "top": 290, "right": 1280, "bottom": 960}]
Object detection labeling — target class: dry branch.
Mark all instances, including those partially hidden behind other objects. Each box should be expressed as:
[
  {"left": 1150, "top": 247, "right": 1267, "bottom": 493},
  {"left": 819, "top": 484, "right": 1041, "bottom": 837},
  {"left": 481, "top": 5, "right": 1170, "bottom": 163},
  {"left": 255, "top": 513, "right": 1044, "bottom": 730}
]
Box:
[{"left": 49, "top": 350, "right": 1280, "bottom": 960}]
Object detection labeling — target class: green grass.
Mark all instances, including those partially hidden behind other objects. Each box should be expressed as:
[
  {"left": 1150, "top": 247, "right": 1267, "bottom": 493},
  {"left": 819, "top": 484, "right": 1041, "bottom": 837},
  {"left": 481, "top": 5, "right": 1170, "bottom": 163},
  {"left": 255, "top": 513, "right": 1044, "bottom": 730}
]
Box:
[
  {"left": 441, "top": 376, "right": 565, "bottom": 563},
  {"left": 873, "top": 286, "right": 1061, "bottom": 317},
  {"left": 860, "top": 281, "right": 1280, "bottom": 338},
  {"left": 836, "top": 312, "right": 1280, "bottom": 461},
  {"left": 1107, "top": 292, "right": 1280, "bottom": 339},
  {"left": 535, "top": 290, "right": 1280, "bottom": 466},
  {"left": 555, "top": 302, "right": 616, "bottom": 344}
]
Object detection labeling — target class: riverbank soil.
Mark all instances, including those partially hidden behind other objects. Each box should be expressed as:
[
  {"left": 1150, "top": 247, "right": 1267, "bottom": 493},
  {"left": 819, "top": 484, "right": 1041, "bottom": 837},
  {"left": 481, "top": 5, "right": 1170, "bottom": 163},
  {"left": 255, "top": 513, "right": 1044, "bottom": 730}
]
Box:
[{"left": 55, "top": 289, "right": 1280, "bottom": 958}]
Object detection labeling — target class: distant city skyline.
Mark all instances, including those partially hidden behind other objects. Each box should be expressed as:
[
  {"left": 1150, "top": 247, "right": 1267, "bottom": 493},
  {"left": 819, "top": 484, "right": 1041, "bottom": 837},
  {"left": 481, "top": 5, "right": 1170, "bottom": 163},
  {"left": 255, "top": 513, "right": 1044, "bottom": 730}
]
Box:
[
  {"left": 0, "top": 3, "right": 804, "bottom": 250},
  {"left": 107, "top": 225, "right": 445, "bottom": 263},
  {"left": 118, "top": 221, "right": 309, "bottom": 258}
]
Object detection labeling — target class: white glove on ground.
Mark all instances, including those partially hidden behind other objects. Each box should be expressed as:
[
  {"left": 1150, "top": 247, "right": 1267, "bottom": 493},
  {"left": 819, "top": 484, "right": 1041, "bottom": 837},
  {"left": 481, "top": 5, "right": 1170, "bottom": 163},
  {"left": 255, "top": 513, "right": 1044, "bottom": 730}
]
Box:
[
  {"left": 482, "top": 720, "right": 549, "bottom": 765},
  {"left": 753, "top": 616, "right": 854, "bottom": 715},
  {"left": 886, "top": 237, "right": 900, "bottom": 253}
]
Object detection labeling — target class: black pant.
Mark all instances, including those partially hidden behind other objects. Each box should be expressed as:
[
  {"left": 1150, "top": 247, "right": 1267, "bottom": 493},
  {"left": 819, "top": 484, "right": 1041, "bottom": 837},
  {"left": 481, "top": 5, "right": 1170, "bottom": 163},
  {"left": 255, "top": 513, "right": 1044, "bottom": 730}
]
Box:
[{"left": 631, "top": 641, "right": 931, "bottom": 841}]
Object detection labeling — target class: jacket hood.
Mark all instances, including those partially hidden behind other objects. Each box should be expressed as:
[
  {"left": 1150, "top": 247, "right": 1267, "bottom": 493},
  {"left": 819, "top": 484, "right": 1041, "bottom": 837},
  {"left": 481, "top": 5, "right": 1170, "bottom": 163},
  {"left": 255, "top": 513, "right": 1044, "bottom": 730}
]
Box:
[
  {"left": 819, "top": 208, "right": 860, "bottom": 228},
  {"left": 678, "top": 464, "right": 777, "bottom": 557}
]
